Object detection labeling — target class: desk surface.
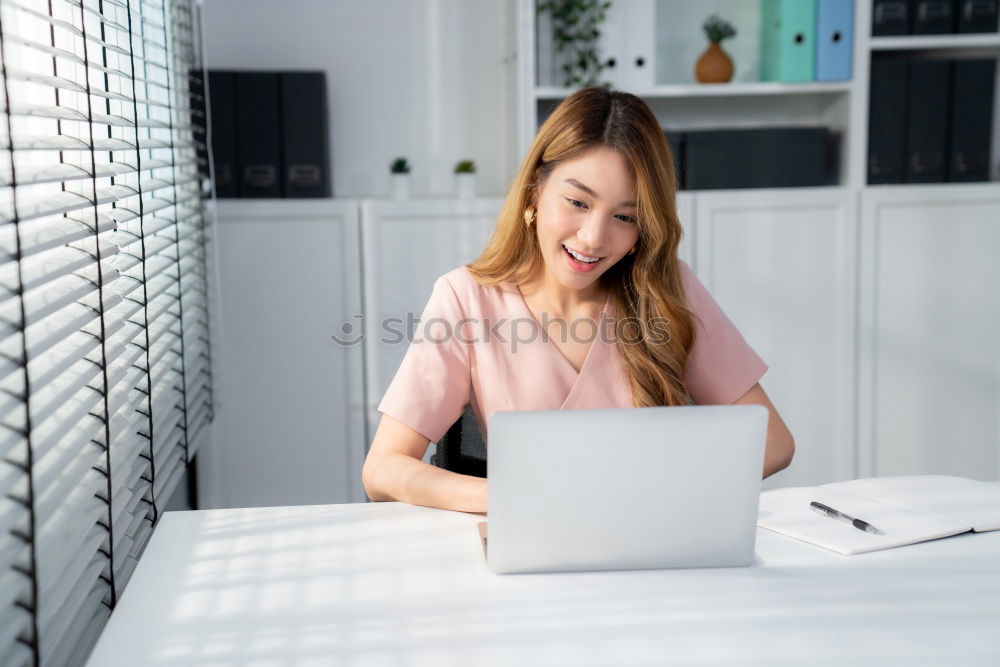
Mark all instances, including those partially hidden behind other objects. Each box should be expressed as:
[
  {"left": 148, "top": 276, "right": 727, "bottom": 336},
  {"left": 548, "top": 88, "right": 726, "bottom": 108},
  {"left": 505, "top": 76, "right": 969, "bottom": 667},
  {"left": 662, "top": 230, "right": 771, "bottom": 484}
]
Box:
[{"left": 87, "top": 501, "right": 1000, "bottom": 666}]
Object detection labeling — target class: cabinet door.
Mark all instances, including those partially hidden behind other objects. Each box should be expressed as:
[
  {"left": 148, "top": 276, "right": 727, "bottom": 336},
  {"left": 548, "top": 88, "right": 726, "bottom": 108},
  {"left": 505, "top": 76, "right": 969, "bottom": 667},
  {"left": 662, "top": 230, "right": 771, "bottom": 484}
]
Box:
[
  {"left": 361, "top": 198, "right": 502, "bottom": 458},
  {"left": 859, "top": 184, "right": 1000, "bottom": 480},
  {"left": 206, "top": 200, "right": 366, "bottom": 506},
  {"left": 694, "top": 188, "right": 857, "bottom": 488}
]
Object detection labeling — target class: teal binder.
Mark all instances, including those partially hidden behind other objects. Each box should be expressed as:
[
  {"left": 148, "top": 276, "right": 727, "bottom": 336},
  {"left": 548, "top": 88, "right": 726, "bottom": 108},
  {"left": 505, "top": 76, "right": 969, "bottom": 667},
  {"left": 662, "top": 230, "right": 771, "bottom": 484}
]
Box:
[{"left": 760, "top": 0, "right": 818, "bottom": 82}]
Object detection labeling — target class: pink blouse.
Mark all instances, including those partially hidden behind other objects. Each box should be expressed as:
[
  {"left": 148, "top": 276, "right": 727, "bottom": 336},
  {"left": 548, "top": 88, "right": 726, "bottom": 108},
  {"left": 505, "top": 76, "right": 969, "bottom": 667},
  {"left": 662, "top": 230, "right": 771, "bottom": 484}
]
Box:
[{"left": 377, "top": 259, "right": 768, "bottom": 444}]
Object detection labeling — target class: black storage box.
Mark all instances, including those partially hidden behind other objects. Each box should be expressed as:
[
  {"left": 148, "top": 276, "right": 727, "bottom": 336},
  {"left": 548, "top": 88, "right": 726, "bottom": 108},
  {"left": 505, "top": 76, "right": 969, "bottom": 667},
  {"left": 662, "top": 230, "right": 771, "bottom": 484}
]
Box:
[{"left": 684, "top": 127, "right": 837, "bottom": 190}]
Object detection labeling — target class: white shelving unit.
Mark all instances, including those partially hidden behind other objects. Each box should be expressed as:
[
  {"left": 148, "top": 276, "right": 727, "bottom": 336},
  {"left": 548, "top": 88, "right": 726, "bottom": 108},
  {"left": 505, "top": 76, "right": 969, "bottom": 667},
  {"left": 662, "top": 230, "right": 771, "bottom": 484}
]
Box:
[
  {"left": 517, "top": 0, "right": 1000, "bottom": 189},
  {"left": 870, "top": 32, "right": 1000, "bottom": 50}
]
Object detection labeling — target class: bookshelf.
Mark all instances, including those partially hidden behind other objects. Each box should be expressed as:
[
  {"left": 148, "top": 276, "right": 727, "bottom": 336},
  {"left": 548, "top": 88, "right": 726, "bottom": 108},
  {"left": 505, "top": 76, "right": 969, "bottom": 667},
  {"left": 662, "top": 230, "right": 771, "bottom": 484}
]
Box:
[{"left": 516, "top": 0, "right": 1000, "bottom": 189}]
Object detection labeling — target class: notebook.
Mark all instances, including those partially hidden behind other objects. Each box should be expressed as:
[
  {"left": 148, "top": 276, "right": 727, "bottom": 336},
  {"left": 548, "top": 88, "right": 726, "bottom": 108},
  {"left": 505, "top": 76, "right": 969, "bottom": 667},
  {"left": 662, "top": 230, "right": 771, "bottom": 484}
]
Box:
[{"left": 757, "top": 475, "right": 1000, "bottom": 555}]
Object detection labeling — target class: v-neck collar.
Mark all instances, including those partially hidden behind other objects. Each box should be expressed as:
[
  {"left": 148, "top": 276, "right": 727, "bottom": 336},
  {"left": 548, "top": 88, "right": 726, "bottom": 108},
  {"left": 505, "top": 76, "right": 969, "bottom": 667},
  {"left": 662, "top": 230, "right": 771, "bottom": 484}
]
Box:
[{"left": 513, "top": 284, "right": 611, "bottom": 377}]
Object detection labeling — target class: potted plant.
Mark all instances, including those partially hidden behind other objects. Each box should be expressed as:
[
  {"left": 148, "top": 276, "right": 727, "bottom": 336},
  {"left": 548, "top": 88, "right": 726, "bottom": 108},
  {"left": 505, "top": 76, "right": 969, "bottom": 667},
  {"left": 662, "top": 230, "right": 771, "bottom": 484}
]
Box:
[
  {"left": 537, "top": 0, "right": 615, "bottom": 88},
  {"left": 389, "top": 157, "right": 410, "bottom": 199},
  {"left": 695, "top": 14, "right": 737, "bottom": 84},
  {"left": 454, "top": 159, "right": 476, "bottom": 198}
]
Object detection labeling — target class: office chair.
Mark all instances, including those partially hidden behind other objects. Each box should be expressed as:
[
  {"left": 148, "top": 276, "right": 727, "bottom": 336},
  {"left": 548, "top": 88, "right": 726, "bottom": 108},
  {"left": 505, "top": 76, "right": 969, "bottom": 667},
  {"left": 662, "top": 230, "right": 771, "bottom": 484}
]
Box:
[{"left": 430, "top": 404, "right": 487, "bottom": 478}]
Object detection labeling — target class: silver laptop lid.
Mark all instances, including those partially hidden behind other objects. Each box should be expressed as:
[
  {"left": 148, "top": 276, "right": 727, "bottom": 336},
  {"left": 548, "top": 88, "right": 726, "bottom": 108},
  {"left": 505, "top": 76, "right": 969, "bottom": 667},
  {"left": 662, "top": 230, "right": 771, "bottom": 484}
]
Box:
[{"left": 486, "top": 404, "right": 769, "bottom": 574}]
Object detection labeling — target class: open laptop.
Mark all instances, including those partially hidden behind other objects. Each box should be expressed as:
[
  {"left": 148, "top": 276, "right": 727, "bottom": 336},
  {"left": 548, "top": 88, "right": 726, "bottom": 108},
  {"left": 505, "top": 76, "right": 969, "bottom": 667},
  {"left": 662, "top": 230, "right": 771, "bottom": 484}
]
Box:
[{"left": 480, "top": 404, "right": 769, "bottom": 574}]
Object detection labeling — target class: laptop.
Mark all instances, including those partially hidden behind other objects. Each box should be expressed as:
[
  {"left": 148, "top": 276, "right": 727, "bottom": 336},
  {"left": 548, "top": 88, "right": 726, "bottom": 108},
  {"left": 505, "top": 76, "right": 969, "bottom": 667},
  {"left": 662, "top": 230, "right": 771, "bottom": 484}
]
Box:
[{"left": 480, "top": 404, "right": 769, "bottom": 574}]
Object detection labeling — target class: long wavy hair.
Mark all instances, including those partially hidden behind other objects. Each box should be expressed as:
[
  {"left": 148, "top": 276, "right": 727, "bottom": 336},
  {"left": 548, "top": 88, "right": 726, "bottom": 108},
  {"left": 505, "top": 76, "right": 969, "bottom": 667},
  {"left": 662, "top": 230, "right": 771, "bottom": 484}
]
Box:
[{"left": 466, "top": 86, "right": 699, "bottom": 407}]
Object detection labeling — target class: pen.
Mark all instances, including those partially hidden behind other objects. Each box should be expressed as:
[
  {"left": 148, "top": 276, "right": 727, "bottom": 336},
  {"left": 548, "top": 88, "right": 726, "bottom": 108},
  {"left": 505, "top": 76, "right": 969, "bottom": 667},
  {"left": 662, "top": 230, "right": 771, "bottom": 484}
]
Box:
[{"left": 810, "top": 501, "right": 885, "bottom": 535}]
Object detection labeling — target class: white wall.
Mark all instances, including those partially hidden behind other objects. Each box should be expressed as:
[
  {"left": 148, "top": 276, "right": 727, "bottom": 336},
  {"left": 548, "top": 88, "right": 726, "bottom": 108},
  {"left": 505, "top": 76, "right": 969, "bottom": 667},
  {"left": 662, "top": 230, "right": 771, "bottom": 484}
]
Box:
[{"left": 201, "top": 0, "right": 519, "bottom": 199}]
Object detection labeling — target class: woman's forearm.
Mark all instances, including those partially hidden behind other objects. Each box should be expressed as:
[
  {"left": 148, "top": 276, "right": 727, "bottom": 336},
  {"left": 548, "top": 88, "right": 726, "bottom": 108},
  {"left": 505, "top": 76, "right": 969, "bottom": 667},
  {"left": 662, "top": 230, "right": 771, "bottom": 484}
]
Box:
[
  {"left": 762, "top": 431, "right": 794, "bottom": 479},
  {"left": 364, "top": 452, "right": 488, "bottom": 513}
]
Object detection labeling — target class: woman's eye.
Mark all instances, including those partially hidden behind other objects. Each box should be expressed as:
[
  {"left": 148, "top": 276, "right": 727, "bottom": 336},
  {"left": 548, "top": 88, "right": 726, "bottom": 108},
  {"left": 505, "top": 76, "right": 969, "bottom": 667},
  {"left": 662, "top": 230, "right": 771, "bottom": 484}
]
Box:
[{"left": 566, "top": 197, "right": 635, "bottom": 223}]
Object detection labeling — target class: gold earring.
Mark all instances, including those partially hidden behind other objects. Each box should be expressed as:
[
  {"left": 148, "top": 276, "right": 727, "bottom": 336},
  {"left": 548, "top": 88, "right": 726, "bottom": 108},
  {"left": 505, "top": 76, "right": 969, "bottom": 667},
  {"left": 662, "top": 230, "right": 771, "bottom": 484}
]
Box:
[
  {"left": 627, "top": 246, "right": 636, "bottom": 255},
  {"left": 523, "top": 208, "right": 536, "bottom": 227}
]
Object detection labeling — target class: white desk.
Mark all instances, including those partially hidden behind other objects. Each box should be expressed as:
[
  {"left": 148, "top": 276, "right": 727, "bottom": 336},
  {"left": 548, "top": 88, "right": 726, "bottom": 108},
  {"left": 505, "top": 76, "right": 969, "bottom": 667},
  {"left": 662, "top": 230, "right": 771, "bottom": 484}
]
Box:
[{"left": 87, "top": 501, "right": 1000, "bottom": 666}]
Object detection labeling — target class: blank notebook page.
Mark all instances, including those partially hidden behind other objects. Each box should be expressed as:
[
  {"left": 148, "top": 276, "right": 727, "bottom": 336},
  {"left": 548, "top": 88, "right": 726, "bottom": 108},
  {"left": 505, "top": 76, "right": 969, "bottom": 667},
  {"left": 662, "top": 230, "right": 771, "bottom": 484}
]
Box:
[{"left": 821, "top": 475, "right": 1000, "bottom": 532}]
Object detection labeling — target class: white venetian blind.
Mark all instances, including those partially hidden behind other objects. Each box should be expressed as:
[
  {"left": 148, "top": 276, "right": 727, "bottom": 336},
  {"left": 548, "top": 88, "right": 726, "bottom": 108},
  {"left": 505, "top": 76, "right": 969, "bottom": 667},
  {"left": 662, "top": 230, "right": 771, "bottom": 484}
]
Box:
[{"left": 0, "top": 0, "right": 214, "bottom": 664}]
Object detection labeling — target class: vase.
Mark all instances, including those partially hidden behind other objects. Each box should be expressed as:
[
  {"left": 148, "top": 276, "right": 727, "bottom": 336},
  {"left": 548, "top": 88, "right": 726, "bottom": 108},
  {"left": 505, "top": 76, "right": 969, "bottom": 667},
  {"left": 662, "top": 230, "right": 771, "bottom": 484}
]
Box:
[
  {"left": 695, "top": 41, "right": 734, "bottom": 84},
  {"left": 455, "top": 172, "right": 476, "bottom": 198},
  {"left": 389, "top": 173, "right": 410, "bottom": 199}
]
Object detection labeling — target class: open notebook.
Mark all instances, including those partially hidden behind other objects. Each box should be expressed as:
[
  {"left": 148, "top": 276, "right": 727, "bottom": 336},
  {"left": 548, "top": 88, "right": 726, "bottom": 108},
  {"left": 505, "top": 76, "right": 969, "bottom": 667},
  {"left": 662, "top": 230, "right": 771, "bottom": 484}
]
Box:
[{"left": 757, "top": 475, "right": 1000, "bottom": 555}]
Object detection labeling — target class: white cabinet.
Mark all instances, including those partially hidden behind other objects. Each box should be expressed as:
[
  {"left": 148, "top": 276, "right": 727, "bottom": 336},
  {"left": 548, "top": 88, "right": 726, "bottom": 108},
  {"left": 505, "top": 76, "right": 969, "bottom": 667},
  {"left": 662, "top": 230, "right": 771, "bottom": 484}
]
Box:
[
  {"left": 360, "top": 198, "right": 503, "bottom": 457},
  {"left": 858, "top": 184, "right": 1000, "bottom": 481},
  {"left": 205, "top": 200, "right": 366, "bottom": 507},
  {"left": 692, "top": 188, "right": 857, "bottom": 487}
]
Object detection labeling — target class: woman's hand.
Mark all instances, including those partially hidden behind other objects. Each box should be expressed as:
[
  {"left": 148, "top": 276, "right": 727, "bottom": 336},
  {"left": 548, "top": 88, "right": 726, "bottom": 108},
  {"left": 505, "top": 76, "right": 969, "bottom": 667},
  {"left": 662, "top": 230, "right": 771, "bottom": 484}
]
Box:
[{"left": 364, "top": 414, "right": 492, "bottom": 513}]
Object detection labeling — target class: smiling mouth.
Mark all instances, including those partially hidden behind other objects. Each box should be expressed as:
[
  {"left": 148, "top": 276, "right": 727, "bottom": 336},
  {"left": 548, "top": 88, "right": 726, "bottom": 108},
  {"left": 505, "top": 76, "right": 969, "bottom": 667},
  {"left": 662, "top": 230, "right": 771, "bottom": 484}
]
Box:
[{"left": 562, "top": 244, "right": 603, "bottom": 263}]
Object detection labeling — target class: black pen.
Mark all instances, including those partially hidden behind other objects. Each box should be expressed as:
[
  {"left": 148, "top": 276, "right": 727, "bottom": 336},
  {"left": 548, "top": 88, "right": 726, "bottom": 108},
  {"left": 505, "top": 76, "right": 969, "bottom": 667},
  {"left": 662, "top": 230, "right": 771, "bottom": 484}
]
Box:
[{"left": 810, "top": 501, "right": 885, "bottom": 535}]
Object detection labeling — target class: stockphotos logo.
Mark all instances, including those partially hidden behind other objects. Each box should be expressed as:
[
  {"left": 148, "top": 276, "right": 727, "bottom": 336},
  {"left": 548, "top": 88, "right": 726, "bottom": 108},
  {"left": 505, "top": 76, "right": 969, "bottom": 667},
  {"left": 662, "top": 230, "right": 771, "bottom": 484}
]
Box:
[{"left": 330, "top": 311, "right": 672, "bottom": 351}]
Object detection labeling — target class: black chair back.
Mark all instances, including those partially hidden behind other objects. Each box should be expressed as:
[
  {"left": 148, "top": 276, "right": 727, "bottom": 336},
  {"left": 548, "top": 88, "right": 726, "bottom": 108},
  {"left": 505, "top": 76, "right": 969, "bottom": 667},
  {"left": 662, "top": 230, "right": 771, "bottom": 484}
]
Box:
[{"left": 430, "top": 404, "right": 487, "bottom": 478}]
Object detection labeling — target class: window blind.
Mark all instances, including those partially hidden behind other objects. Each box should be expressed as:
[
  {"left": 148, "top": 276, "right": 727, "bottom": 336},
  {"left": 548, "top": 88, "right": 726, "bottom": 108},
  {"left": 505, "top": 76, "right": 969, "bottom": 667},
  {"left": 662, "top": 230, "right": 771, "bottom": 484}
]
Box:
[{"left": 0, "top": 0, "right": 214, "bottom": 664}]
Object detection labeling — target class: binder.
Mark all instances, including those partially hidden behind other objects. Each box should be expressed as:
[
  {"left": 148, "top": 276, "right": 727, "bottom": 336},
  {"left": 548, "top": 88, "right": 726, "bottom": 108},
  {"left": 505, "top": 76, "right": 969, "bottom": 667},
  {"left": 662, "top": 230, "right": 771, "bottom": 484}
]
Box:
[
  {"left": 956, "top": 0, "right": 1000, "bottom": 32},
  {"left": 871, "top": 0, "right": 909, "bottom": 35},
  {"left": 760, "top": 0, "right": 818, "bottom": 82},
  {"left": 758, "top": 475, "right": 1000, "bottom": 555},
  {"left": 905, "top": 58, "right": 951, "bottom": 183},
  {"left": 867, "top": 58, "right": 908, "bottom": 183},
  {"left": 280, "top": 72, "right": 332, "bottom": 198},
  {"left": 910, "top": 0, "right": 955, "bottom": 33},
  {"left": 816, "top": 0, "right": 854, "bottom": 81},
  {"left": 949, "top": 59, "right": 996, "bottom": 182},
  {"left": 207, "top": 71, "right": 237, "bottom": 198},
  {"left": 235, "top": 72, "right": 283, "bottom": 198}
]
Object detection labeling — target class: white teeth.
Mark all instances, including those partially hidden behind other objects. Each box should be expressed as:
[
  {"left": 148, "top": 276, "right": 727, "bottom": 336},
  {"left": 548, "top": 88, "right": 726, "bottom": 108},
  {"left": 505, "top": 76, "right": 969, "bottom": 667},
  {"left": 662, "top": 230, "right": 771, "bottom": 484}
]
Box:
[{"left": 564, "top": 245, "right": 600, "bottom": 263}]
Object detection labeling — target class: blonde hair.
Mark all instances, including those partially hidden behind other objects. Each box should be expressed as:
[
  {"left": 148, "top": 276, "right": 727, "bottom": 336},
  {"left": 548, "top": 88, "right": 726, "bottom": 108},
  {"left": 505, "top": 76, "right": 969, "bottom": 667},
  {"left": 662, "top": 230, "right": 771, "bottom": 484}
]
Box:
[{"left": 466, "top": 87, "right": 698, "bottom": 407}]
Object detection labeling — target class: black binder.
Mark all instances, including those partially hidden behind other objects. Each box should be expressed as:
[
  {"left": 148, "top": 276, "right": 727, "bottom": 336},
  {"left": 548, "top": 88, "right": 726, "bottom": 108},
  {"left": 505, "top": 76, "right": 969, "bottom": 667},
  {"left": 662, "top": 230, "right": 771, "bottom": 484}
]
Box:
[
  {"left": 235, "top": 72, "right": 283, "bottom": 198},
  {"left": 956, "top": 0, "right": 1000, "bottom": 32},
  {"left": 280, "top": 72, "right": 332, "bottom": 198},
  {"left": 949, "top": 59, "right": 996, "bottom": 181},
  {"left": 905, "top": 59, "right": 951, "bottom": 183},
  {"left": 872, "top": 0, "right": 910, "bottom": 34},
  {"left": 207, "top": 71, "right": 237, "bottom": 198},
  {"left": 868, "top": 58, "right": 908, "bottom": 184},
  {"left": 910, "top": 0, "right": 955, "bottom": 33}
]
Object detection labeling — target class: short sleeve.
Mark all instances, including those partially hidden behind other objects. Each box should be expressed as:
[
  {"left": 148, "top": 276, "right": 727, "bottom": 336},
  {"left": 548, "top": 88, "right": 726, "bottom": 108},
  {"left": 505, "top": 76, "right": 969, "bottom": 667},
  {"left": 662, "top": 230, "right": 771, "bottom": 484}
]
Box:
[
  {"left": 680, "top": 261, "right": 768, "bottom": 405},
  {"left": 377, "top": 274, "right": 472, "bottom": 443}
]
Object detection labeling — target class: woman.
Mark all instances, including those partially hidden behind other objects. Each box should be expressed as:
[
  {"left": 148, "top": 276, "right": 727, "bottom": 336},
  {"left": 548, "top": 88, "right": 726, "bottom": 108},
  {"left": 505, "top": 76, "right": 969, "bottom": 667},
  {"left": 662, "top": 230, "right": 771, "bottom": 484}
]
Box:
[{"left": 362, "top": 87, "right": 795, "bottom": 513}]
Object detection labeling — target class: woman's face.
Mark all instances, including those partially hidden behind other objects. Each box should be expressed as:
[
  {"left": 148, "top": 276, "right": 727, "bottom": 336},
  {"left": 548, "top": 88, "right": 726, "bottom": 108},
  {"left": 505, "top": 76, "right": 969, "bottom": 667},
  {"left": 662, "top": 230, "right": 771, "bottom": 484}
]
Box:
[{"left": 532, "top": 146, "right": 640, "bottom": 293}]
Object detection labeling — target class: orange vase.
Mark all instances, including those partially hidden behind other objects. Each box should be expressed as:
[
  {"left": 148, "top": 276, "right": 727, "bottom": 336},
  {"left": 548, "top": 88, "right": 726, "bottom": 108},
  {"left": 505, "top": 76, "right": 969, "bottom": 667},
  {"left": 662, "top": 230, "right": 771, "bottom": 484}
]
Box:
[{"left": 695, "top": 41, "right": 734, "bottom": 84}]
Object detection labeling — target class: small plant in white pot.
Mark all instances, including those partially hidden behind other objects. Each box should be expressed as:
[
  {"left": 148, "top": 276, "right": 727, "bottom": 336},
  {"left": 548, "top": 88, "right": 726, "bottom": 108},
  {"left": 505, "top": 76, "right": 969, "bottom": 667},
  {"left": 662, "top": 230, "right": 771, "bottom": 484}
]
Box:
[
  {"left": 454, "top": 160, "right": 476, "bottom": 198},
  {"left": 389, "top": 157, "right": 410, "bottom": 199}
]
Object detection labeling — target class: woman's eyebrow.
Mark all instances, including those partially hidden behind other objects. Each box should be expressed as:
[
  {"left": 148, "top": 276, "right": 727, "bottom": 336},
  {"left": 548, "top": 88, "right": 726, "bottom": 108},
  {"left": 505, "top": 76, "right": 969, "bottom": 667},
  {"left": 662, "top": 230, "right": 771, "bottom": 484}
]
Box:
[{"left": 563, "top": 178, "right": 636, "bottom": 208}]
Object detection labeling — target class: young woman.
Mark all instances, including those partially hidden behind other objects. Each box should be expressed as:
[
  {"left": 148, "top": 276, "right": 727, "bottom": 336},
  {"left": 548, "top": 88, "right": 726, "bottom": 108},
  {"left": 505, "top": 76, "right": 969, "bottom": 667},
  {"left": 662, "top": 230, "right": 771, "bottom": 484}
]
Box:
[{"left": 362, "top": 87, "right": 795, "bottom": 513}]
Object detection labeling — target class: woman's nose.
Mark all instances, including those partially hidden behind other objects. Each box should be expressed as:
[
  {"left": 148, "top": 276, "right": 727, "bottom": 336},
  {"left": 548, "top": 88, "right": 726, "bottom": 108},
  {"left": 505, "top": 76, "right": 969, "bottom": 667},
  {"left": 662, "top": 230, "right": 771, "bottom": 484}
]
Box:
[{"left": 577, "top": 214, "right": 609, "bottom": 251}]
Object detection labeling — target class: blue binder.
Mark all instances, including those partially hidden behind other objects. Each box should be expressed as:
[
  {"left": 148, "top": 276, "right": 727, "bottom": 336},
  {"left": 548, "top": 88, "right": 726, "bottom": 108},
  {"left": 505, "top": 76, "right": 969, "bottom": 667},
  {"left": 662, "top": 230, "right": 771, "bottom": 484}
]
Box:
[{"left": 816, "top": 0, "right": 854, "bottom": 81}]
